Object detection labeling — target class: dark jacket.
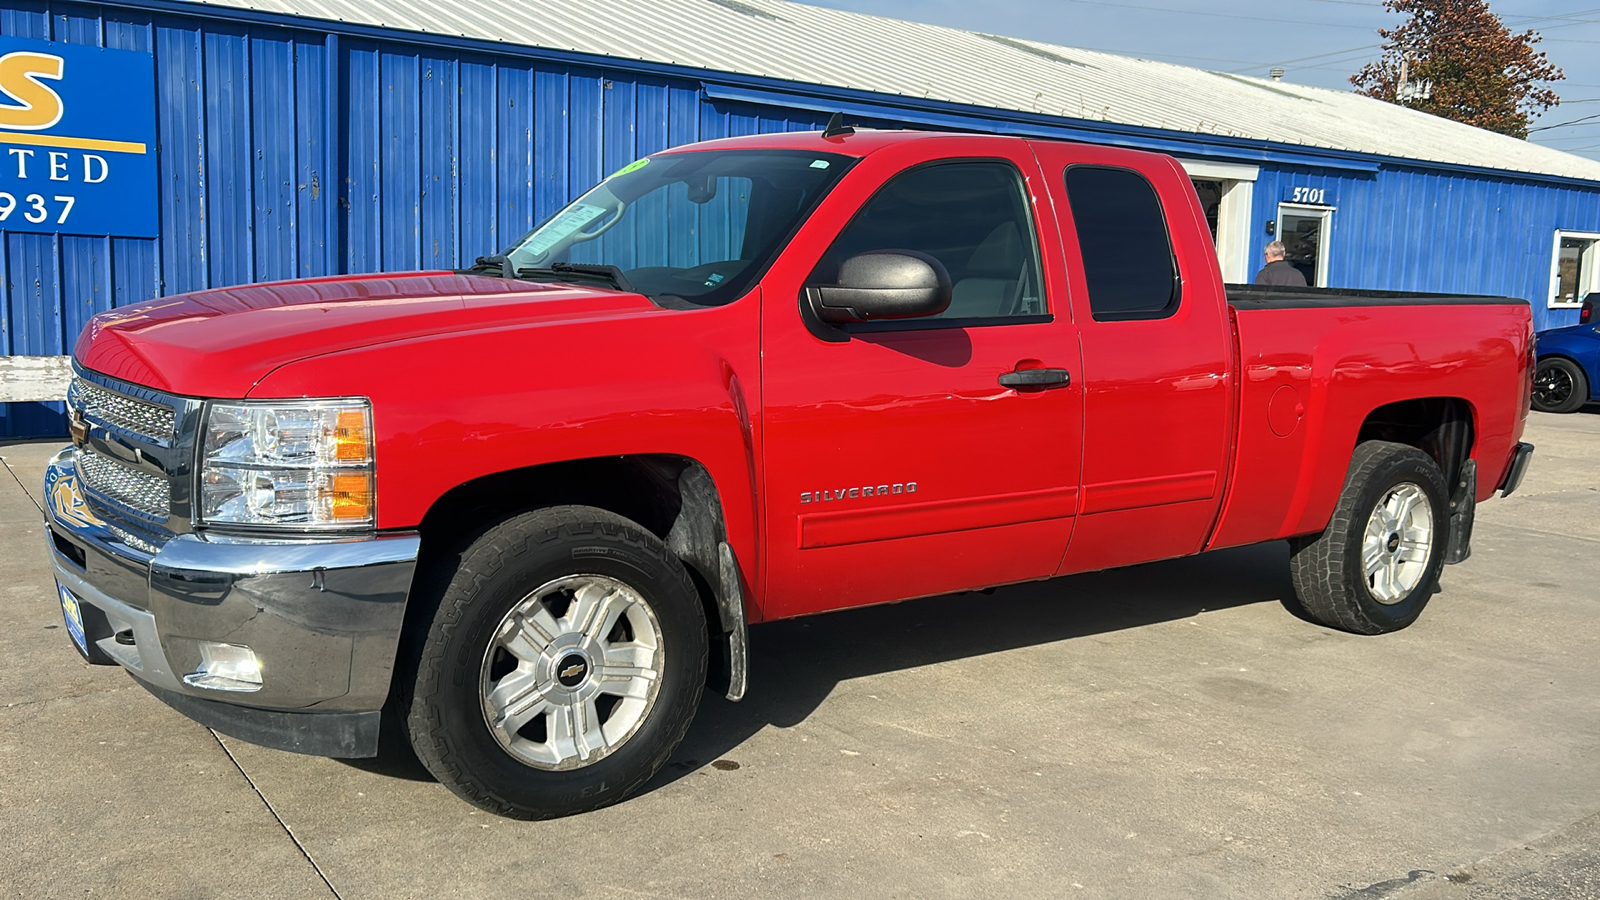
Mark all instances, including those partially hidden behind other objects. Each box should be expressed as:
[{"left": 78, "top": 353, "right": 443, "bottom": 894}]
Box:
[{"left": 1255, "top": 259, "right": 1308, "bottom": 287}]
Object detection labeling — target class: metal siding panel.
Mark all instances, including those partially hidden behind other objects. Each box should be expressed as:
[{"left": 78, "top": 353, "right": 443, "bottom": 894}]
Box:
[
  {"left": 0, "top": 2, "right": 48, "bottom": 38},
  {"left": 345, "top": 44, "right": 381, "bottom": 273},
  {"left": 668, "top": 84, "right": 698, "bottom": 147},
  {"left": 380, "top": 49, "right": 420, "bottom": 271},
  {"left": 1370, "top": 170, "right": 1397, "bottom": 288},
  {"left": 1498, "top": 184, "right": 1526, "bottom": 315},
  {"left": 698, "top": 100, "right": 726, "bottom": 142},
  {"left": 633, "top": 80, "right": 670, "bottom": 267},
  {"left": 664, "top": 90, "right": 706, "bottom": 268},
  {"left": 252, "top": 34, "right": 298, "bottom": 281},
  {"left": 102, "top": 10, "right": 153, "bottom": 53},
  {"left": 497, "top": 65, "right": 534, "bottom": 245},
  {"left": 60, "top": 235, "right": 109, "bottom": 348},
  {"left": 1394, "top": 173, "right": 1420, "bottom": 290},
  {"left": 5, "top": 234, "right": 59, "bottom": 356},
  {"left": 420, "top": 54, "right": 457, "bottom": 270},
  {"left": 600, "top": 74, "right": 637, "bottom": 270},
  {"left": 111, "top": 238, "right": 159, "bottom": 308},
  {"left": 204, "top": 28, "right": 254, "bottom": 287},
  {"left": 459, "top": 60, "right": 498, "bottom": 261},
  {"left": 294, "top": 36, "right": 331, "bottom": 277},
  {"left": 55, "top": 8, "right": 102, "bottom": 44},
  {"left": 3, "top": 233, "right": 65, "bottom": 436},
  {"left": 1462, "top": 179, "right": 1492, "bottom": 297},
  {"left": 1341, "top": 174, "right": 1377, "bottom": 289},
  {"left": 569, "top": 72, "right": 603, "bottom": 201},
  {"left": 157, "top": 21, "right": 207, "bottom": 294},
  {"left": 103, "top": 14, "right": 162, "bottom": 316},
  {"left": 533, "top": 69, "right": 568, "bottom": 224},
  {"left": 1441, "top": 175, "right": 1465, "bottom": 294},
  {"left": 565, "top": 73, "right": 603, "bottom": 265}
]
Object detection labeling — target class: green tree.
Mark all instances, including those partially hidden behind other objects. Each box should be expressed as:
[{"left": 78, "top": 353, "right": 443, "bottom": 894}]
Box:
[{"left": 1351, "top": 0, "right": 1563, "bottom": 139}]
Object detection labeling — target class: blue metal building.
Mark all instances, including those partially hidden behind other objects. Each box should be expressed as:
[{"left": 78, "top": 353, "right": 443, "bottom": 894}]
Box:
[{"left": 3, "top": 0, "right": 1598, "bottom": 435}]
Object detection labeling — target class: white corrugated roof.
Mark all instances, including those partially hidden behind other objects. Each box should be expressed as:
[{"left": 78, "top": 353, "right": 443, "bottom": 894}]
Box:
[{"left": 184, "top": 0, "right": 1600, "bottom": 183}]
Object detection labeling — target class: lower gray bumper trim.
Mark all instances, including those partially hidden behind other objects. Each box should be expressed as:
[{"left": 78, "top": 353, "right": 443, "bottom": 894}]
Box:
[
  {"left": 138, "top": 677, "right": 381, "bottom": 758},
  {"left": 1500, "top": 441, "right": 1535, "bottom": 497}
]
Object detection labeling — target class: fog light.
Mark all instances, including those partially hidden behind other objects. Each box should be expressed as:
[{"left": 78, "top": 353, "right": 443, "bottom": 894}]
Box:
[{"left": 182, "top": 641, "right": 263, "bottom": 692}]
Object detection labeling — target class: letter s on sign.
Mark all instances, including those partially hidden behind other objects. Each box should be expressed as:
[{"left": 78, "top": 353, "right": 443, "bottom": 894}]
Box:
[{"left": 0, "top": 52, "right": 66, "bottom": 131}]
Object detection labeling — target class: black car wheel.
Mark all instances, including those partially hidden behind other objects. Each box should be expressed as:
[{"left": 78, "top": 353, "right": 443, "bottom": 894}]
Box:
[{"left": 1532, "top": 357, "right": 1588, "bottom": 414}]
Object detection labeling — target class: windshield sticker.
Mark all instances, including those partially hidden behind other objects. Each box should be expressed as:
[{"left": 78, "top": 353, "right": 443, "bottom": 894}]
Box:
[
  {"left": 612, "top": 158, "right": 650, "bottom": 177},
  {"left": 521, "top": 203, "right": 610, "bottom": 257},
  {"left": 809, "top": 159, "right": 831, "bottom": 168}
]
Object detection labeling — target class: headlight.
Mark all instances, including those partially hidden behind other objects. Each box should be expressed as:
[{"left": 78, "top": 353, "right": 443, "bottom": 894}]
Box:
[{"left": 199, "top": 399, "right": 374, "bottom": 529}]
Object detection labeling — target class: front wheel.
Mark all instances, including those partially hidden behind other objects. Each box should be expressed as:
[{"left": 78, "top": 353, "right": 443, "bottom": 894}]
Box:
[
  {"left": 1288, "top": 441, "right": 1450, "bottom": 635},
  {"left": 403, "top": 506, "right": 708, "bottom": 818},
  {"left": 1532, "top": 357, "right": 1588, "bottom": 414}
]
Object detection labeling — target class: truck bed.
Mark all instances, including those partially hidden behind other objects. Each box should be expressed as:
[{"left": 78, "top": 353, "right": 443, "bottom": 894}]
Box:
[{"left": 1209, "top": 287, "right": 1533, "bottom": 552}]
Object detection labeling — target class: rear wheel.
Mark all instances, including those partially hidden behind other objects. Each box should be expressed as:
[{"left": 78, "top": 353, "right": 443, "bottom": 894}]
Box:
[
  {"left": 1532, "top": 357, "right": 1588, "bottom": 414},
  {"left": 1288, "top": 441, "right": 1449, "bottom": 635},
  {"left": 403, "top": 506, "right": 707, "bottom": 818}
]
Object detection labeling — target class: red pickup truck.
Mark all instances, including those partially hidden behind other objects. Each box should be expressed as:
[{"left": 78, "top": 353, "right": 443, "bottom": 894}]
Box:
[{"left": 45, "top": 129, "right": 1534, "bottom": 819}]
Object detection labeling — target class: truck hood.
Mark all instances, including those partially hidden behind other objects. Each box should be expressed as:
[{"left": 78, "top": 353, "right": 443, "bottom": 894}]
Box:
[{"left": 74, "top": 272, "right": 661, "bottom": 397}]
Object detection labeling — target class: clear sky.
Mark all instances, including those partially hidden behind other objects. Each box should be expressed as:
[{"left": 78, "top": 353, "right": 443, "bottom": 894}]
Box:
[{"left": 797, "top": 0, "right": 1600, "bottom": 162}]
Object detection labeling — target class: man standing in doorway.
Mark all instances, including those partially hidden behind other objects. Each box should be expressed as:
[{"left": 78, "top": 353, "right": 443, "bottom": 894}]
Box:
[{"left": 1255, "top": 240, "right": 1308, "bottom": 286}]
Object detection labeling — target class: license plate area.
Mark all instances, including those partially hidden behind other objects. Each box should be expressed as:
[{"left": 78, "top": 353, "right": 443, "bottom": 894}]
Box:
[{"left": 58, "top": 582, "right": 88, "bottom": 657}]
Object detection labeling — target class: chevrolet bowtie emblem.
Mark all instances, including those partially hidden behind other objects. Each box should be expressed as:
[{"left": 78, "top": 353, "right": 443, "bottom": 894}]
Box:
[
  {"left": 560, "top": 663, "right": 586, "bottom": 680},
  {"left": 68, "top": 408, "right": 87, "bottom": 448}
]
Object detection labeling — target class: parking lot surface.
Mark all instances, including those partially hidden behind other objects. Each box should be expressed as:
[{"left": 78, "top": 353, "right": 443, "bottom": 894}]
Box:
[{"left": 3, "top": 411, "right": 1598, "bottom": 899}]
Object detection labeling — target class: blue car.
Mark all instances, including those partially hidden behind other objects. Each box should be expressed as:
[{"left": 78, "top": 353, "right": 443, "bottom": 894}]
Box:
[{"left": 1534, "top": 294, "right": 1600, "bottom": 413}]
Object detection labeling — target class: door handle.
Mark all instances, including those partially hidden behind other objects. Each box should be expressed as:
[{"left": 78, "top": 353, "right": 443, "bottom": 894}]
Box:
[{"left": 998, "top": 367, "right": 1071, "bottom": 389}]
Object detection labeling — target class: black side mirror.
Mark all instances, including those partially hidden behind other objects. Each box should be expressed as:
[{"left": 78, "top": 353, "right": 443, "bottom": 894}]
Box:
[{"left": 809, "top": 251, "right": 952, "bottom": 324}]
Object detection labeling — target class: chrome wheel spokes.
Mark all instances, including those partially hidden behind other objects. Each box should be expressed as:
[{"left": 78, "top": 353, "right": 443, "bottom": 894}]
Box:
[
  {"left": 479, "top": 574, "right": 663, "bottom": 770},
  {"left": 1361, "top": 483, "right": 1434, "bottom": 605}
]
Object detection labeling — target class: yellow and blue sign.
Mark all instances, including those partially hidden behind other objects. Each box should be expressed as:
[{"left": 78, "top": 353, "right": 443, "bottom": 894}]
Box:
[{"left": 0, "top": 36, "right": 157, "bottom": 238}]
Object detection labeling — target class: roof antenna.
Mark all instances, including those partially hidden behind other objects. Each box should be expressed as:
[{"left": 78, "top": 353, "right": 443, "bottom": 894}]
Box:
[{"left": 822, "top": 112, "right": 855, "bottom": 138}]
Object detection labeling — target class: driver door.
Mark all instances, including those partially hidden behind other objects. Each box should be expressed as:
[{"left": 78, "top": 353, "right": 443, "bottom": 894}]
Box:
[{"left": 757, "top": 139, "right": 1084, "bottom": 619}]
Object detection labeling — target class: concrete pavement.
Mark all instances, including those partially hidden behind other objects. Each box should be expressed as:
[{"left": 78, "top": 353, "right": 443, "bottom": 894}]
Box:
[{"left": 2, "top": 411, "right": 1598, "bottom": 899}]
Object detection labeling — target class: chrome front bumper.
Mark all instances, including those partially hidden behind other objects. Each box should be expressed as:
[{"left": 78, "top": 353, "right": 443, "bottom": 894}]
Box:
[{"left": 43, "top": 448, "right": 419, "bottom": 757}]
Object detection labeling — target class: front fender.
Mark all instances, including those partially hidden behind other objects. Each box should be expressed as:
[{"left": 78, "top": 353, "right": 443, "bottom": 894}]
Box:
[{"left": 246, "top": 293, "right": 764, "bottom": 610}]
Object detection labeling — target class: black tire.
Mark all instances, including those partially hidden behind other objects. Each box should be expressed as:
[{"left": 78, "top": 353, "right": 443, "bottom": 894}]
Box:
[
  {"left": 1287, "top": 441, "right": 1450, "bottom": 635},
  {"left": 1532, "top": 357, "right": 1589, "bottom": 414},
  {"left": 403, "top": 506, "right": 707, "bottom": 818}
]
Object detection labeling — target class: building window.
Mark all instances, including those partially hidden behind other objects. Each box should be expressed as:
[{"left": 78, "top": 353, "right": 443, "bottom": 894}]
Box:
[
  {"left": 1179, "top": 159, "right": 1259, "bottom": 283},
  {"left": 1550, "top": 231, "right": 1600, "bottom": 308}
]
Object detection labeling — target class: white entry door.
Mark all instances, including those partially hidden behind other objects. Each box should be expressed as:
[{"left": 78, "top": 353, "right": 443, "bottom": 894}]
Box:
[{"left": 1277, "top": 203, "right": 1333, "bottom": 286}]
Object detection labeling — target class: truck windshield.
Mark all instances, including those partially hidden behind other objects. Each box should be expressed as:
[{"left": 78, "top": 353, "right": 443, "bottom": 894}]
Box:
[{"left": 500, "top": 149, "right": 854, "bottom": 307}]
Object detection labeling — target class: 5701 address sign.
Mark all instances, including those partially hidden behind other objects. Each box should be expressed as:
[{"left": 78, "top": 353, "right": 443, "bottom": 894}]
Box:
[{"left": 0, "top": 36, "right": 158, "bottom": 238}]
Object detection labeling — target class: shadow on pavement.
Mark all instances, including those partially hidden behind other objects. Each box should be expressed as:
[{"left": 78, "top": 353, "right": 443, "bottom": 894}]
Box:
[
  {"left": 651, "top": 539, "right": 1295, "bottom": 794},
  {"left": 342, "top": 540, "right": 1298, "bottom": 789}
]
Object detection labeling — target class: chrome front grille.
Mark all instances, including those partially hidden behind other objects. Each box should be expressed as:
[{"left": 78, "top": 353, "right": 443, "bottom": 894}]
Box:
[
  {"left": 72, "top": 377, "right": 176, "bottom": 443},
  {"left": 76, "top": 446, "right": 173, "bottom": 520}
]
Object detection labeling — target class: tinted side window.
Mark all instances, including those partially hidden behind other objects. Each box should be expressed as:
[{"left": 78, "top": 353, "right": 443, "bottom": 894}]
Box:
[
  {"left": 1064, "top": 166, "right": 1180, "bottom": 320},
  {"left": 810, "top": 161, "right": 1045, "bottom": 321}
]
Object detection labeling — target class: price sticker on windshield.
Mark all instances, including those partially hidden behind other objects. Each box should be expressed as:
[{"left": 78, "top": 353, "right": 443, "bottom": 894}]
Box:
[{"left": 522, "top": 203, "right": 610, "bottom": 257}]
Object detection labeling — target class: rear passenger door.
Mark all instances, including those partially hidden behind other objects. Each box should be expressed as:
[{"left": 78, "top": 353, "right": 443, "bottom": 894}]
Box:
[
  {"left": 1028, "top": 142, "right": 1235, "bottom": 574},
  {"left": 758, "top": 139, "right": 1084, "bottom": 619}
]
